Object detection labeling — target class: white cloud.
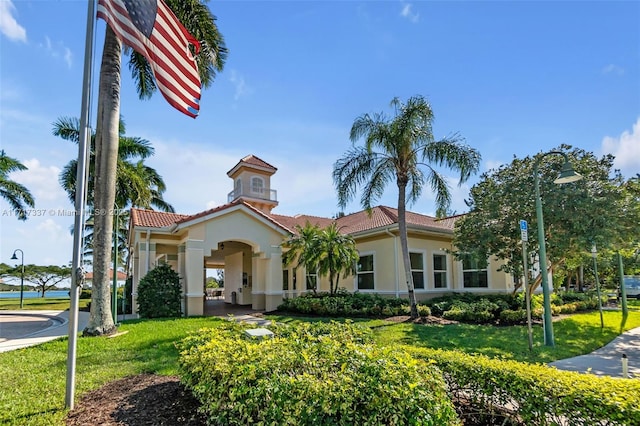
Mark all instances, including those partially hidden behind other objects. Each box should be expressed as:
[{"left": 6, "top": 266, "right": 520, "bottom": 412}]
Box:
[
  {"left": 601, "top": 118, "right": 640, "bottom": 177},
  {"left": 229, "top": 70, "right": 253, "bottom": 101},
  {"left": 602, "top": 64, "right": 624, "bottom": 75},
  {"left": 39, "top": 36, "right": 73, "bottom": 68},
  {"left": 400, "top": 2, "right": 420, "bottom": 23},
  {"left": 484, "top": 159, "right": 504, "bottom": 173},
  {"left": 13, "top": 159, "right": 67, "bottom": 204},
  {"left": 0, "top": 0, "right": 26, "bottom": 43}
]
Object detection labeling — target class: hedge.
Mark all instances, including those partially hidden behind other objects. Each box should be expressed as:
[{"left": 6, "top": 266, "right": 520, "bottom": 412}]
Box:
[
  {"left": 407, "top": 346, "right": 640, "bottom": 425},
  {"left": 177, "top": 321, "right": 459, "bottom": 425}
]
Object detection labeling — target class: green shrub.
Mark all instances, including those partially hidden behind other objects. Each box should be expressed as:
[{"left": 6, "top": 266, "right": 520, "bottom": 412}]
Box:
[
  {"left": 440, "top": 300, "right": 498, "bottom": 324},
  {"left": 278, "top": 292, "right": 410, "bottom": 318},
  {"left": 178, "top": 321, "right": 460, "bottom": 426},
  {"left": 407, "top": 346, "right": 640, "bottom": 425},
  {"left": 137, "top": 263, "right": 182, "bottom": 318},
  {"left": 417, "top": 304, "right": 431, "bottom": 317},
  {"left": 499, "top": 309, "right": 528, "bottom": 325},
  {"left": 79, "top": 288, "right": 91, "bottom": 299}
]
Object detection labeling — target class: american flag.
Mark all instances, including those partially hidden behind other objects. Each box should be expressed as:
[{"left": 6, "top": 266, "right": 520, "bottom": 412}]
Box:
[{"left": 97, "top": 0, "right": 202, "bottom": 118}]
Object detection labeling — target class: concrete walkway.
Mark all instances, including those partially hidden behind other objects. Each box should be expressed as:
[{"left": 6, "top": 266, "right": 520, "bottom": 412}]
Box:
[
  {"left": 549, "top": 326, "right": 640, "bottom": 379},
  {"left": 0, "top": 310, "right": 90, "bottom": 353}
]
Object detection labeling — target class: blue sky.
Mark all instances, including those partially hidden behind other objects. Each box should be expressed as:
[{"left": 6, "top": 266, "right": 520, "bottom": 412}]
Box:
[{"left": 1, "top": 0, "right": 639, "bottom": 268}]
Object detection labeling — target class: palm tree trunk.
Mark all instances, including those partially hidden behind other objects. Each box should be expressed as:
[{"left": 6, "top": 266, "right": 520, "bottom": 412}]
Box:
[
  {"left": 85, "top": 26, "right": 120, "bottom": 336},
  {"left": 397, "top": 181, "right": 419, "bottom": 318}
]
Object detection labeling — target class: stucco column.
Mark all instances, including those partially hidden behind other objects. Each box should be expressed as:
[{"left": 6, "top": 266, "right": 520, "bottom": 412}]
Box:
[
  {"left": 177, "top": 244, "right": 186, "bottom": 314},
  {"left": 251, "top": 253, "right": 266, "bottom": 310},
  {"left": 264, "top": 251, "right": 283, "bottom": 312},
  {"left": 184, "top": 239, "right": 204, "bottom": 316}
]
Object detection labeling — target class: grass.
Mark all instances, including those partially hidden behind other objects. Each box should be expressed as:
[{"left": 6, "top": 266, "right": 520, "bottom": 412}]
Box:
[
  {"left": 0, "top": 297, "right": 91, "bottom": 311},
  {"left": 269, "top": 310, "right": 640, "bottom": 364},
  {"left": 0, "top": 316, "right": 223, "bottom": 425},
  {"left": 1, "top": 308, "right": 639, "bottom": 424}
]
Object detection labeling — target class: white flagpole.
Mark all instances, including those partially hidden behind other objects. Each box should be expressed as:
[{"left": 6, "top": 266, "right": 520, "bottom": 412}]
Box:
[{"left": 65, "top": 0, "right": 96, "bottom": 410}]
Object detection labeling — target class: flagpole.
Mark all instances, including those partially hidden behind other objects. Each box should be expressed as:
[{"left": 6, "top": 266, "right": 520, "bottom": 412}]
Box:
[{"left": 65, "top": 0, "right": 96, "bottom": 410}]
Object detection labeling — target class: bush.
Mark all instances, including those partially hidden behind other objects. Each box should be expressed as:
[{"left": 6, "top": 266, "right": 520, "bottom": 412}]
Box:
[
  {"left": 408, "top": 346, "right": 640, "bottom": 425},
  {"left": 278, "top": 292, "right": 410, "bottom": 318},
  {"left": 178, "top": 321, "right": 459, "bottom": 425},
  {"left": 499, "top": 309, "right": 528, "bottom": 325},
  {"left": 79, "top": 288, "right": 91, "bottom": 299},
  {"left": 137, "top": 263, "right": 182, "bottom": 318},
  {"left": 439, "top": 299, "right": 499, "bottom": 324}
]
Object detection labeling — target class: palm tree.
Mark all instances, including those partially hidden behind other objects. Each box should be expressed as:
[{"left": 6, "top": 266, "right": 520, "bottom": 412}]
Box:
[
  {"left": 55, "top": 116, "right": 174, "bottom": 212},
  {"left": 86, "top": 0, "right": 227, "bottom": 335},
  {"left": 283, "top": 222, "right": 322, "bottom": 293},
  {"left": 282, "top": 222, "right": 359, "bottom": 295},
  {"left": 333, "top": 96, "right": 481, "bottom": 318},
  {"left": 0, "top": 150, "right": 35, "bottom": 221},
  {"left": 315, "top": 223, "right": 359, "bottom": 295}
]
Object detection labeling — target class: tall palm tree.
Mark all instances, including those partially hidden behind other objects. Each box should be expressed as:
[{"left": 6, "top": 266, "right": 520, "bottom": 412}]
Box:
[
  {"left": 89, "top": 0, "right": 226, "bottom": 335},
  {"left": 55, "top": 116, "right": 174, "bottom": 212},
  {"left": 333, "top": 96, "right": 481, "bottom": 318},
  {"left": 283, "top": 222, "right": 322, "bottom": 293},
  {"left": 0, "top": 150, "right": 35, "bottom": 221}
]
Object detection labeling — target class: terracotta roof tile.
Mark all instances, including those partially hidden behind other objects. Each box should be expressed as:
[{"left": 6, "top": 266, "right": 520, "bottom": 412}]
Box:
[
  {"left": 227, "top": 154, "right": 277, "bottom": 176},
  {"left": 269, "top": 214, "right": 335, "bottom": 234},
  {"left": 130, "top": 208, "right": 189, "bottom": 228}
]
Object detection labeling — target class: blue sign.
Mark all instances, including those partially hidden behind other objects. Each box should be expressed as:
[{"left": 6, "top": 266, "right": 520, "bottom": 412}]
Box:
[{"left": 519, "top": 220, "right": 528, "bottom": 231}]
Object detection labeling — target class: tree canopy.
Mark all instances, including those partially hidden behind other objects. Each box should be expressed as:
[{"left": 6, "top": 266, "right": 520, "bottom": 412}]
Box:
[
  {"left": 0, "top": 150, "right": 35, "bottom": 221},
  {"left": 453, "top": 145, "right": 636, "bottom": 283}
]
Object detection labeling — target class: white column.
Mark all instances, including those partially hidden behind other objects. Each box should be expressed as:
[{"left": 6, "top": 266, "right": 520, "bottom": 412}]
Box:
[{"left": 184, "top": 239, "right": 204, "bottom": 316}]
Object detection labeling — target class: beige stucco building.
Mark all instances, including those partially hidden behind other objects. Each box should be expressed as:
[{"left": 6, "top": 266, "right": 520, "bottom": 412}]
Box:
[{"left": 128, "top": 155, "right": 514, "bottom": 316}]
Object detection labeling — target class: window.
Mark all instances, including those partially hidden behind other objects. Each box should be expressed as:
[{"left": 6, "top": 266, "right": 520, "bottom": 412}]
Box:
[
  {"left": 306, "top": 270, "right": 317, "bottom": 291},
  {"left": 410, "top": 252, "right": 425, "bottom": 289},
  {"left": 462, "top": 255, "right": 488, "bottom": 288},
  {"left": 292, "top": 268, "right": 297, "bottom": 290},
  {"left": 251, "top": 176, "right": 264, "bottom": 194},
  {"left": 357, "top": 254, "right": 374, "bottom": 290},
  {"left": 433, "top": 254, "right": 448, "bottom": 288},
  {"left": 282, "top": 269, "right": 289, "bottom": 291},
  {"left": 234, "top": 178, "right": 242, "bottom": 196}
]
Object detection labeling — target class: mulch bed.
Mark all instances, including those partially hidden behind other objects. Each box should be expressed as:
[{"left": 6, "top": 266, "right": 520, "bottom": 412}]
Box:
[
  {"left": 384, "top": 315, "right": 460, "bottom": 325},
  {"left": 66, "top": 374, "right": 207, "bottom": 426}
]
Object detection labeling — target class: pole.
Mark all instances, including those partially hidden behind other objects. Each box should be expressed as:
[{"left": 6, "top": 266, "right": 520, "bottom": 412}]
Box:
[
  {"left": 65, "top": 0, "right": 95, "bottom": 410},
  {"left": 522, "top": 240, "right": 533, "bottom": 352},
  {"left": 112, "top": 206, "right": 118, "bottom": 325},
  {"left": 592, "top": 245, "right": 604, "bottom": 329},
  {"left": 19, "top": 259, "right": 24, "bottom": 309},
  {"left": 534, "top": 163, "right": 555, "bottom": 347},
  {"left": 617, "top": 252, "right": 628, "bottom": 317}
]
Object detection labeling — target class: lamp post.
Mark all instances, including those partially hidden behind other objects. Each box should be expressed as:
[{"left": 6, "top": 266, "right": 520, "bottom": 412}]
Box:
[
  {"left": 10, "top": 249, "right": 24, "bottom": 309},
  {"left": 534, "top": 151, "right": 582, "bottom": 347},
  {"left": 591, "top": 245, "right": 604, "bottom": 328}
]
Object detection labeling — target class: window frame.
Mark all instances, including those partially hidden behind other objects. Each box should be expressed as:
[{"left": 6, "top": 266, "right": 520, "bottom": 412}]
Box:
[
  {"left": 410, "top": 250, "right": 426, "bottom": 290},
  {"left": 356, "top": 252, "right": 375, "bottom": 291},
  {"left": 432, "top": 252, "right": 449, "bottom": 289},
  {"left": 251, "top": 176, "right": 265, "bottom": 195},
  {"left": 461, "top": 254, "right": 489, "bottom": 288}
]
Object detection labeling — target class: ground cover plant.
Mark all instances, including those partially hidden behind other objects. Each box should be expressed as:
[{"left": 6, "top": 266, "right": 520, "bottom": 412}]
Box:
[{"left": 178, "top": 321, "right": 460, "bottom": 425}]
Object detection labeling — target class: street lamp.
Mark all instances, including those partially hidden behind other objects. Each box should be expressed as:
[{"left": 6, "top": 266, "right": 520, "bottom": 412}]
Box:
[
  {"left": 534, "top": 151, "right": 582, "bottom": 347},
  {"left": 10, "top": 249, "right": 25, "bottom": 309}
]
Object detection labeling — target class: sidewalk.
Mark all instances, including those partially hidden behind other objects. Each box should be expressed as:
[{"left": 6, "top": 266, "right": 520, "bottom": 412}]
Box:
[
  {"left": 549, "top": 326, "right": 640, "bottom": 378},
  {"left": 0, "top": 310, "right": 90, "bottom": 353}
]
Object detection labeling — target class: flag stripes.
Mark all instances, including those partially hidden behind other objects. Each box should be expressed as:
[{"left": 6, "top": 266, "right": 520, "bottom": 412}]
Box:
[{"left": 97, "top": 0, "right": 202, "bottom": 118}]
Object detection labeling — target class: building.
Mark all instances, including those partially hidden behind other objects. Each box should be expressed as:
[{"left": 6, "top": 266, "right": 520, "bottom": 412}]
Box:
[{"left": 128, "top": 155, "right": 513, "bottom": 316}]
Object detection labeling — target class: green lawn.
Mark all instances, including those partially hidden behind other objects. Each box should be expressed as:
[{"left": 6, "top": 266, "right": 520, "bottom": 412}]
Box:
[
  {"left": 1, "top": 310, "right": 638, "bottom": 425},
  {"left": 0, "top": 297, "right": 90, "bottom": 311}
]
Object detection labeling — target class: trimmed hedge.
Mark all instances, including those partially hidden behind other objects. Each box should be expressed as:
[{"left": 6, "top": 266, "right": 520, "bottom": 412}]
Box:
[
  {"left": 137, "top": 263, "right": 182, "bottom": 318},
  {"left": 177, "top": 321, "right": 459, "bottom": 425},
  {"left": 278, "top": 291, "right": 431, "bottom": 318},
  {"left": 407, "top": 346, "right": 640, "bottom": 425}
]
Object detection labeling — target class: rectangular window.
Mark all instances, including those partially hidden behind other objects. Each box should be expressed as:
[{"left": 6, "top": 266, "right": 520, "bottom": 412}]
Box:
[
  {"left": 357, "top": 254, "right": 374, "bottom": 290},
  {"left": 306, "top": 271, "right": 317, "bottom": 290},
  {"left": 292, "top": 268, "right": 297, "bottom": 290},
  {"left": 462, "top": 256, "right": 488, "bottom": 288},
  {"left": 433, "top": 254, "right": 448, "bottom": 288},
  {"left": 282, "top": 269, "right": 289, "bottom": 291},
  {"left": 410, "top": 252, "right": 425, "bottom": 289}
]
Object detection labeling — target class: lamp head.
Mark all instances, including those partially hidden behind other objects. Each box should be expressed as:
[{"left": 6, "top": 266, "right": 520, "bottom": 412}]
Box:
[
  {"left": 11, "top": 253, "right": 17, "bottom": 260},
  {"left": 554, "top": 160, "right": 583, "bottom": 184}
]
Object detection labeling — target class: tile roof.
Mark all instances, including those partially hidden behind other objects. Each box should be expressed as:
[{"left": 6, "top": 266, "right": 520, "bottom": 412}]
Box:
[
  {"left": 227, "top": 154, "right": 277, "bottom": 176},
  {"left": 130, "top": 204, "right": 455, "bottom": 237},
  {"left": 130, "top": 208, "right": 190, "bottom": 228}
]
